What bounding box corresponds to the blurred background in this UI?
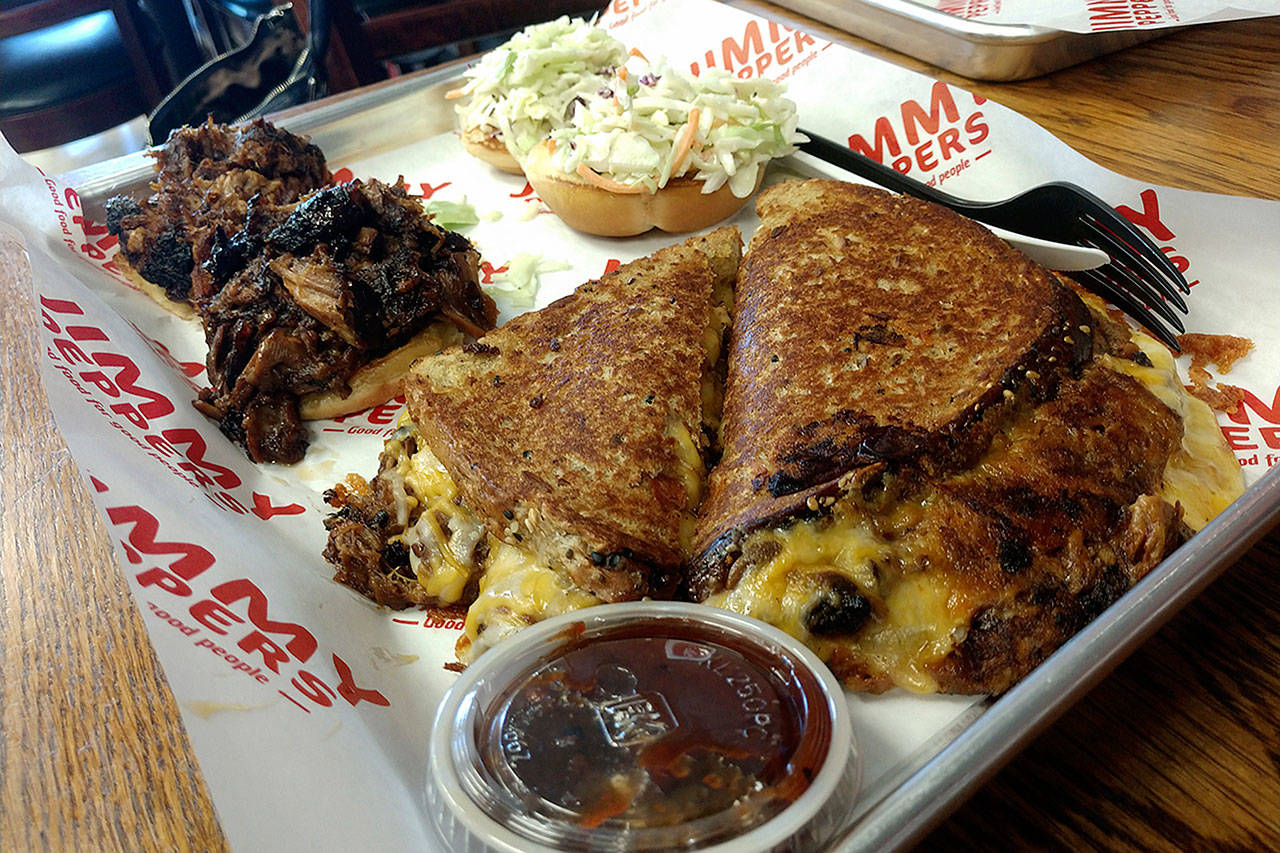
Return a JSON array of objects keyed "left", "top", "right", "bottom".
[{"left": 0, "top": 0, "right": 606, "bottom": 173}]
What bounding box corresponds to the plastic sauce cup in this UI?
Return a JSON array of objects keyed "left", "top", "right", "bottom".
[{"left": 425, "top": 602, "right": 860, "bottom": 851}]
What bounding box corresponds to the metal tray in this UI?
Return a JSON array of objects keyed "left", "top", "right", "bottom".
[
  {"left": 764, "top": 0, "right": 1170, "bottom": 80},
  {"left": 64, "top": 66, "right": 1280, "bottom": 851}
]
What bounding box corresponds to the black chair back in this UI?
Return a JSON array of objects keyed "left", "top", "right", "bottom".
[{"left": 147, "top": 1, "right": 331, "bottom": 145}]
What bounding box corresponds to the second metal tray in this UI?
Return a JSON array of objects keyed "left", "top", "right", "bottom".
[{"left": 765, "top": 0, "right": 1170, "bottom": 80}]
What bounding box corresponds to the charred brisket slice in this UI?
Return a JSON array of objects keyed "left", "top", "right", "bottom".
[
  {"left": 104, "top": 119, "right": 330, "bottom": 305},
  {"left": 193, "top": 178, "right": 492, "bottom": 465}
]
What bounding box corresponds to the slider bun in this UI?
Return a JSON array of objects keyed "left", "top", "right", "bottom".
[
  {"left": 522, "top": 139, "right": 760, "bottom": 237},
  {"left": 299, "top": 322, "right": 464, "bottom": 420},
  {"left": 461, "top": 125, "right": 524, "bottom": 175}
]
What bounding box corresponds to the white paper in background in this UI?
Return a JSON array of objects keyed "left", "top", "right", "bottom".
[
  {"left": 1, "top": 0, "right": 1276, "bottom": 849},
  {"left": 921, "top": 0, "right": 1279, "bottom": 32}
]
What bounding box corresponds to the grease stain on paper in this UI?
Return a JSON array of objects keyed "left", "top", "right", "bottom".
[
  {"left": 185, "top": 700, "right": 269, "bottom": 719},
  {"left": 371, "top": 646, "right": 420, "bottom": 670}
]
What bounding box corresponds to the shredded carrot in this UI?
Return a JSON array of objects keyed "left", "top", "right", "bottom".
[
  {"left": 576, "top": 163, "right": 647, "bottom": 194},
  {"left": 629, "top": 47, "right": 648, "bottom": 61},
  {"left": 670, "top": 107, "right": 701, "bottom": 174},
  {"left": 546, "top": 138, "right": 557, "bottom": 154},
  {"left": 444, "top": 87, "right": 467, "bottom": 99},
  {"left": 617, "top": 66, "right": 628, "bottom": 81}
]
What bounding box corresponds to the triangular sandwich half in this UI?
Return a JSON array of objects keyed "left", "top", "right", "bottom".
[
  {"left": 324, "top": 227, "right": 739, "bottom": 661},
  {"left": 689, "top": 180, "right": 1242, "bottom": 695}
]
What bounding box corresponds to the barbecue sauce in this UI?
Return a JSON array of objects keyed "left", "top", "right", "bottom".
[{"left": 475, "top": 620, "right": 832, "bottom": 843}]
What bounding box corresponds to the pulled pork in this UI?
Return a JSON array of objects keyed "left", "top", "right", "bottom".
[
  {"left": 104, "top": 120, "right": 495, "bottom": 463},
  {"left": 105, "top": 119, "right": 330, "bottom": 305},
  {"left": 193, "top": 178, "right": 493, "bottom": 464}
]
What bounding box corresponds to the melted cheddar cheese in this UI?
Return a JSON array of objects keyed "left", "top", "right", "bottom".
[
  {"left": 1101, "top": 333, "right": 1243, "bottom": 531},
  {"left": 381, "top": 417, "right": 484, "bottom": 606},
  {"left": 705, "top": 496, "right": 961, "bottom": 693},
  {"left": 707, "top": 323, "right": 1245, "bottom": 693},
  {"left": 668, "top": 418, "right": 706, "bottom": 553},
  {"left": 385, "top": 413, "right": 599, "bottom": 663},
  {"left": 457, "top": 541, "right": 600, "bottom": 663}
]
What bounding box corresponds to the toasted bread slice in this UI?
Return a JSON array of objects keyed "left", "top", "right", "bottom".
[
  {"left": 406, "top": 227, "right": 739, "bottom": 598},
  {"left": 693, "top": 179, "right": 1092, "bottom": 581},
  {"left": 689, "top": 180, "right": 1240, "bottom": 695}
]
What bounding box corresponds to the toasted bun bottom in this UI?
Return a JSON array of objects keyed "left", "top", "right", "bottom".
[
  {"left": 114, "top": 253, "right": 198, "bottom": 320},
  {"left": 461, "top": 125, "right": 524, "bottom": 175},
  {"left": 300, "top": 322, "right": 465, "bottom": 420},
  {"left": 523, "top": 139, "right": 760, "bottom": 237},
  {"left": 114, "top": 253, "right": 465, "bottom": 421}
]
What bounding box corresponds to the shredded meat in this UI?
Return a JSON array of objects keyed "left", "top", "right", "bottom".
[
  {"left": 105, "top": 120, "right": 495, "bottom": 464},
  {"left": 193, "top": 178, "right": 491, "bottom": 463},
  {"left": 321, "top": 430, "right": 472, "bottom": 609},
  {"left": 322, "top": 472, "right": 427, "bottom": 609},
  {"left": 105, "top": 118, "right": 330, "bottom": 304}
]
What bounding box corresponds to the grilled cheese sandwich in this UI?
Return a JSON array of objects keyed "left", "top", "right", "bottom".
[
  {"left": 324, "top": 179, "right": 1244, "bottom": 695},
  {"left": 705, "top": 313, "right": 1241, "bottom": 694},
  {"left": 690, "top": 180, "right": 1244, "bottom": 695},
  {"left": 324, "top": 227, "right": 740, "bottom": 660}
]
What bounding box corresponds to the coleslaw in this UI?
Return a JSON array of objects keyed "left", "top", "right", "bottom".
[
  {"left": 450, "top": 17, "right": 627, "bottom": 160},
  {"left": 546, "top": 52, "right": 804, "bottom": 197},
  {"left": 452, "top": 19, "right": 803, "bottom": 197}
]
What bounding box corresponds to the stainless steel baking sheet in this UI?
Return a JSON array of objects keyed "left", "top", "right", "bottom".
[
  {"left": 63, "top": 66, "right": 1280, "bottom": 851},
  {"left": 762, "top": 0, "right": 1170, "bottom": 79}
]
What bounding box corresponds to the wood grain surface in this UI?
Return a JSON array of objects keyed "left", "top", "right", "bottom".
[{"left": 2, "top": 8, "right": 1277, "bottom": 852}]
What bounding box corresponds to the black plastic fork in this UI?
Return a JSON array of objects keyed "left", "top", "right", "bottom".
[{"left": 797, "top": 129, "right": 1192, "bottom": 351}]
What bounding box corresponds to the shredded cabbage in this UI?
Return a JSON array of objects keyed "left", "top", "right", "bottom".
[
  {"left": 421, "top": 198, "right": 479, "bottom": 230},
  {"left": 452, "top": 17, "right": 626, "bottom": 161},
  {"left": 484, "top": 253, "right": 570, "bottom": 307},
  {"left": 545, "top": 53, "right": 805, "bottom": 197}
]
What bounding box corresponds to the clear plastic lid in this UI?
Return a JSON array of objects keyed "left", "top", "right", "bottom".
[{"left": 425, "top": 602, "right": 860, "bottom": 852}]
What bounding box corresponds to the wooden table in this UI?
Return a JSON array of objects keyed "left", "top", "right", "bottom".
[{"left": 2, "top": 9, "right": 1277, "bottom": 852}]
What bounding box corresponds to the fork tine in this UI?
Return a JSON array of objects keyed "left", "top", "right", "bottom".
[
  {"left": 1076, "top": 215, "right": 1189, "bottom": 311},
  {"left": 1098, "top": 260, "right": 1187, "bottom": 329},
  {"left": 1073, "top": 232, "right": 1188, "bottom": 329},
  {"left": 1069, "top": 268, "right": 1183, "bottom": 351},
  {"left": 1071, "top": 193, "right": 1192, "bottom": 294}
]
